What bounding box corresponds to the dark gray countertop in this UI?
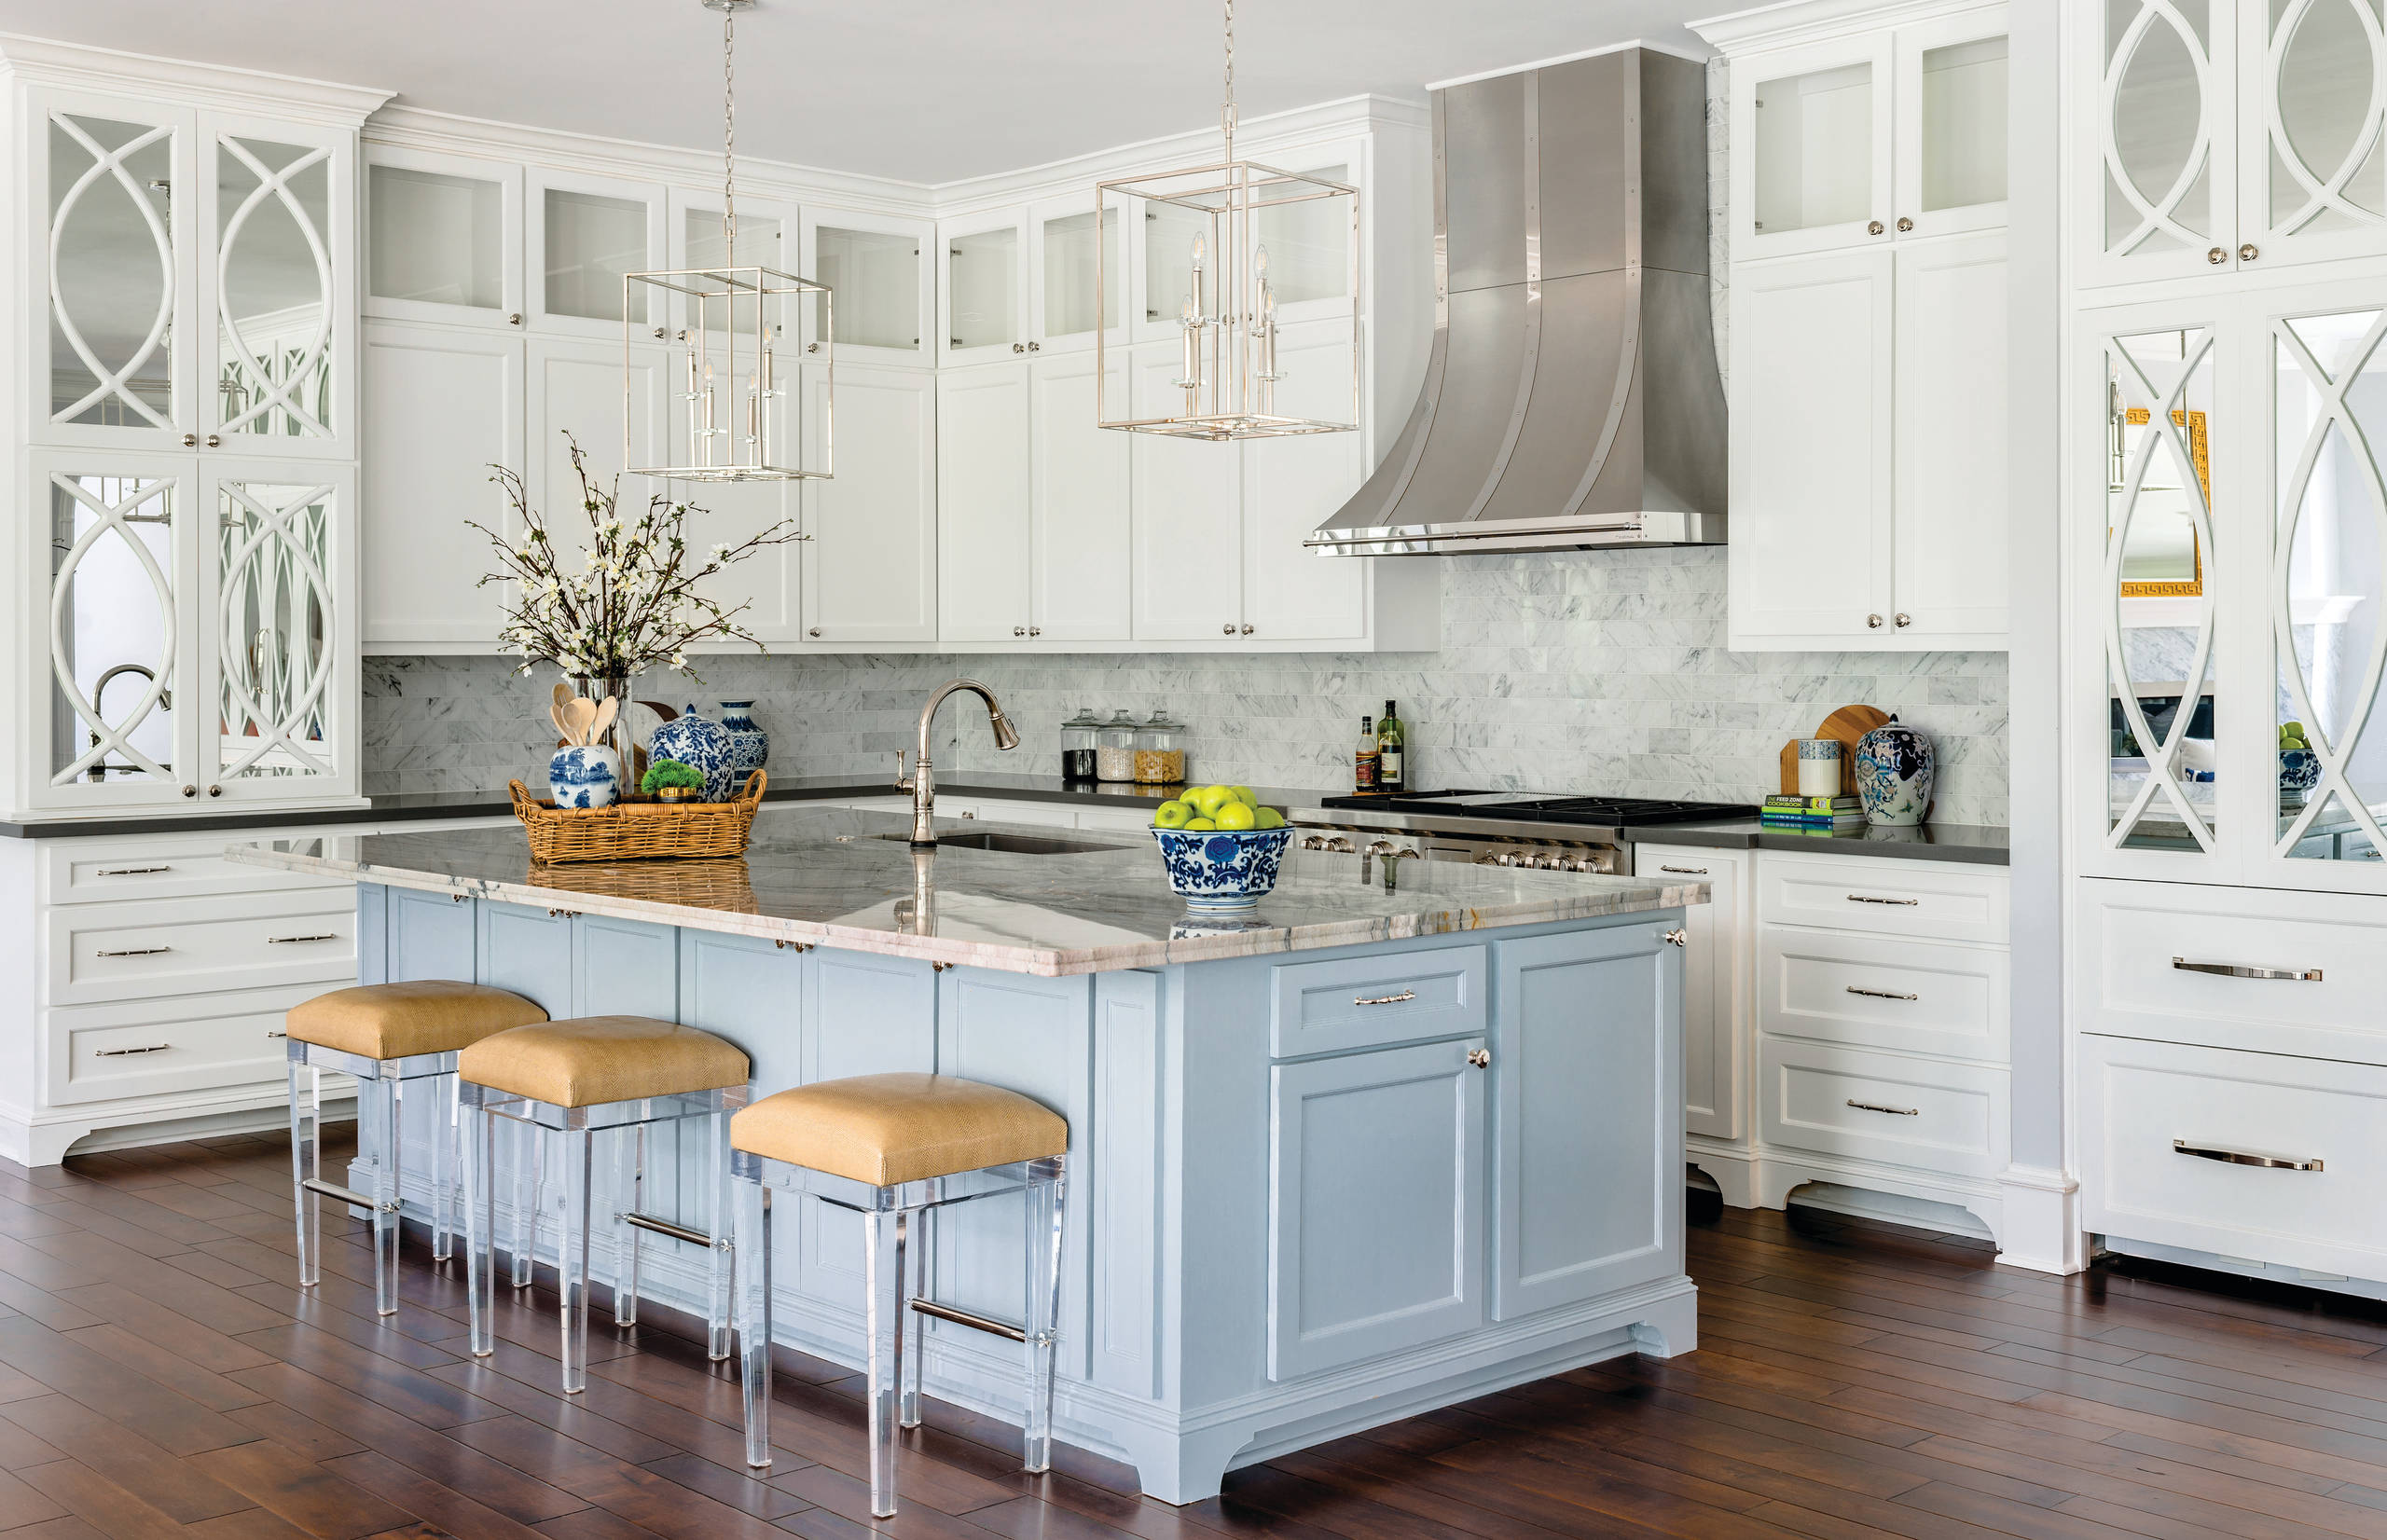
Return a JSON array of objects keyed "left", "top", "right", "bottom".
[{"left": 1620, "top": 819, "right": 2009, "bottom": 866}]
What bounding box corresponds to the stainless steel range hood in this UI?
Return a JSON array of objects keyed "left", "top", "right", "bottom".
[{"left": 1308, "top": 46, "right": 1727, "bottom": 557}]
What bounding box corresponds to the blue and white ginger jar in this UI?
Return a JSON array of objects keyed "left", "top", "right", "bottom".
[
  {"left": 649, "top": 710, "right": 738, "bottom": 802},
  {"left": 1854, "top": 717, "right": 1935, "bottom": 827},
  {"left": 718, "top": 699, "right": 769, "bottom": 782},
  {"left": 547, "top": 744, "right": 623, "bottom": 810}
]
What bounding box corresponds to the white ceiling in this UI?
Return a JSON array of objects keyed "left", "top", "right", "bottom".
[{"left": 0, "top": 1, "right": 1718, "bottom": 186}]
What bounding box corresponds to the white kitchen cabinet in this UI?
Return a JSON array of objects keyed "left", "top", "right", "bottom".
[
  {"left": 1129, "top": 343, "right": 1244, "bottom": 641},
  {"left": 364, "top": 145, "right": 525, "bottom": 329},
  {"left": 1890, "top": 231, "right": 2008, "bottom": 640},
  {"left": 526, "top": 167, "right": 666, "bottom": 340},
  {"left": 1028, "top": 350, "right": 1132, "bottom": 641},
  {"left": 1633, "top": 845, "right": 1750, "bottom": 1160},
  {"left": 524, "top": 335, "right": 669, "bottom": 556},
  {"left": 939, "top": 208, "right": 1028, "bottom": 368},
  {"left": 802, "top": 209, "right": 932, "bottom": 366},
  {"left": 937, "top": 361, "right": 1034, "bottom": 641},
  {"left": 1028, "top": 192, "right": 1128, "bottom": 355},
  {"left": 800, "top": 362, "right": 937, "bottom": 643},
  {"left": 1241, "top": 323, "right": 1368, "bottom": 641}
]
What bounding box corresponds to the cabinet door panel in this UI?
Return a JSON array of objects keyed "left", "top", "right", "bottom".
[
  {"left": 361, "top": 322, "right": 518, "bottom": 648},
  {"left": 803, "top": 209, "right": 931, "bottom": 367},
  {"left": 2242, "top": 0, "right": 2387, "bottom": 268},
  {"left": 524, "top": 337, "right": 668, "bottom": 556},
  {"left": 1729, "top": 250, "right": 1893, "bottom": 647},
  {"left": 2077, "top": 0, "right": 2236, "bottom": 285},
  {"left": 573, "top": 914, "right": 678, "bottom": 1020},
  {"left": 1130, "top": 345, "right": 1242, "bottom": 640},
  {"left": 1635, "top": 846, "right": 1745, "bottom": 1142},
  {"left": 476, "top": 901, "right": 572, "bottom": 1017},
  {"left": 365, "top": 148, "right": 522, "bottom": 327},
  {"left": 202, "top": 113, "right": 352, "bottom": 456},
  {"left": 1268, "top": 1038, "right": 1485, "bottom": 1380},
  {"left": 801, "top": 364, "right": 936, "bottom": 642},
  {"left": 1893, "top": 233, "right": 2008, "bottom": 640},
  {"left": 938, "top": 363, "right": 1033, "bottom": 641},
  {"left": 1895, "top": 16, "right": 2009, "bottom": 241},
  {"left": 1242, "top": 323, "right": 1368, "bottom": 641},
  {"left": 1030, "top": 351, "right": 1131, "bottom": 640},
  {"left": 1735, "top": 36, "right": 1894, "bottom": 260},
  {"left": 387, "top": 887, "right": 476, "bottom": 983},
  {"left": 1491, "top": 927, "right": 1677, "bottom": 1321},
  {"left": 793, "top": 950, "right": 937, "bottom": 1312}
]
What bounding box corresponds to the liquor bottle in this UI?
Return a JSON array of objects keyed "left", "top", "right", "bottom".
[
  {"left": 1355, "top": 715, "right": 1380, "bottom": 791},
  {"left": 1376, "top": 699, "right": 1406, "bottom": 792}
]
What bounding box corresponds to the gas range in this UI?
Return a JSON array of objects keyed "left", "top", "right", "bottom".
[{"left": 1287, "top": 790, "right": 1758, "bottom": 873}]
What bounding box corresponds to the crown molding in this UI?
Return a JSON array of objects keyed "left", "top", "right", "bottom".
[
  {"left": 0, "top": 32, "right": 392, "bottom": 123},
  {"left": 1690, "top": 0, "right": 2000, "bottom": 54},
  {"left": 1428, "top": 37, "right": 1710, "bottom": 91}
]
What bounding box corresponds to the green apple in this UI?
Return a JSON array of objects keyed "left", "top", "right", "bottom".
[
  {"left": 1213, "top": 801, "right": 1257, "bottom": 831},
  {"left": 1152, "top": 800, "right": 1194, "bottom": 829},
  {"left": 1229, "top": 784, "right": 1259, "bottom": 807},
  {"left": 1188, "top": 785, "right": 1236, "bottom": 818},
  {"left": 1254, "top": 807, "right": 1286, "bottom": 830},
  {"left": 1183, "top": 817, "right": 1218, "bottom": 831}
]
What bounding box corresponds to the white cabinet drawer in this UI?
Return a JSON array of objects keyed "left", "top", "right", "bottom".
[
  {"left": 1756, "top": 927, "right": 2008, "bottom": 1064},
  {"left": 47, "top": 986, "right": 340, "bottom": 1106},
  {"left": 2077, "top": 877, "right": 2387, "bottom": 1066},
  {"left": 47, "top": 891, "right": 358, "bottom": 1006},
  {"left": 44, "top": 831, "right": 353, "bottom": 904},
  {"left": 2079, "top": 1035, "right": 2387, "bottom": 1282},
  {"left": 1758, "top": 1038, "right": 2008, "bottom": 1179},
  {"left": 1757, "top": 853, "right": 2009, "bottom": 944}
]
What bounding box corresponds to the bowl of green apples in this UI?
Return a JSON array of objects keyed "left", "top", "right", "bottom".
[
  {"left": 1149, "top": 785, "right": 1292, "bottom": 912},
  {"left": 2280, "top": 721, "right": 2322, "bottom": 797}
]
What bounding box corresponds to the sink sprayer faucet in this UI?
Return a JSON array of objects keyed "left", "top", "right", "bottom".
[{"left": 893, "top": 678, "right": 1021, "bottom": 846}]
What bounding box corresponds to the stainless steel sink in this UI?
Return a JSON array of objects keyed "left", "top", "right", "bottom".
[{"left": 871, "top": 830, "right": 1116, "bottom": 856}]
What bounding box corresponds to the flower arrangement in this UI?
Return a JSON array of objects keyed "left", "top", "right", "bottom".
[{"left": 472, "top": 433, "right": 801, "bottom": 681}]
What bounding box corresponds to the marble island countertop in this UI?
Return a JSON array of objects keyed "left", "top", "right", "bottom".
[{"left": 227, "top": 806, "right": 1705, "bottom": 977}]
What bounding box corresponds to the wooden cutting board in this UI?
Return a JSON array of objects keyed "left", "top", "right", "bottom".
[{"left": 1779, "top": 706, "right": 1892, "bottom": 796}]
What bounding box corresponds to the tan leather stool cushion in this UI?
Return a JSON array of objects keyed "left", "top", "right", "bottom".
[
  {"left": 285, "top": 981, "right": 548, "bottom": 1062},
  {"left": 731, "top": 1073, "right": 1068, "bottom": 1187},
  {"left": 459, "top": 1016, "right": 749, "bottom": 1108}
]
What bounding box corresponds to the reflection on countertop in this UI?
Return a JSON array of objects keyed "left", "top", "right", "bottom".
[{"left": 1621, "top": 819, "right": 2010, "bottom": 866}]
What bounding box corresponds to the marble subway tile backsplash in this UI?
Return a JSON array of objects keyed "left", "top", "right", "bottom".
[{"left": 366, "top": 549, "right": 2008, "bottom": 826}]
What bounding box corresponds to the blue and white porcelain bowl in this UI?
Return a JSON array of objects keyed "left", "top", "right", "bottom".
[
  {"left": 547, "top": 745, "right": 623, "bottom": 809},
  {"left": 1151, "top": 826, "right": 1294, "bottom": 913},
  {"left": 2280, "top": 749, "right": 2323, "bottom": 796},
  {"left": 648, "top": 712, "right": 737, "bottom": 801}
]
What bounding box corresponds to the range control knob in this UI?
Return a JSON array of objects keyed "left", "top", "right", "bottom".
[
  {"left": 1474, "top": 852, "right": 1502, "bottom": 865},
  {"left": 1538, "top": 854, "right": 1566, "bottom": 870},
  {"left": 1300, "top": 835, "right": 1327, "bottom": 850},
  {"left": 1325, "top": 836, "right": 1356, "bottom": 854}
]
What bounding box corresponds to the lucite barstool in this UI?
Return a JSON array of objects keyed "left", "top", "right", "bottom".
[
  {"left": 459, "top": 1015, "right": 751, "bottom": 1392},
  {"left": 284, "top": 981, "right": 549, "bottom": 1316},
  {"left": 729, "top": 1072, "right": 1069, "bottom": 1519}
]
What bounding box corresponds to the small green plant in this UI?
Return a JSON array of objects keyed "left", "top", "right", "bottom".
[{"left": 641, "top": 758, "right": 707, "bottom": 795}]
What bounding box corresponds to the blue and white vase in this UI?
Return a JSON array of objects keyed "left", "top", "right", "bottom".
[
  {"left": 1854, "top": 717, "right": 1935, "bottom": 827},
  {"left": 718, "top": 700, "right": 769, "bottom": 782},
  {"left": 649, "top": 711, "right": 738, "bottom": 801},
  {"left": 547, "top": 744, "right": 623, "bottom": 809}
]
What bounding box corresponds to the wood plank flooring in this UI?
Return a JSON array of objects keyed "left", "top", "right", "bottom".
[{"left": 2, "top": 1129, "right": 2384, "bottom": 1539}]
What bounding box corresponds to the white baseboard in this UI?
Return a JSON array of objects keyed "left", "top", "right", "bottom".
[{"left": 1995, "top": 1164, "right": 2087, "bottom": 1274}]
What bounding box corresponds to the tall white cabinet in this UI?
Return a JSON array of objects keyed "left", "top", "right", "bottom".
[
  {"left": 1698, "top": 0, "right": 2012, "bottom": 653},
  {"left": 0, "top": 44, "right": 389, "bottom": 820}
]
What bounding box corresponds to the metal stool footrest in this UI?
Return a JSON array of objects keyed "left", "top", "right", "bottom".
[
  {"left": 620, "top": 1210, "right": 729, "bottom": 1249},
  {"left": 301, "top": 1175, "right": 396, "bottom": 1214},
  {"left": 909, "top": 1297, "right": 1028, "bottom": 1344}
]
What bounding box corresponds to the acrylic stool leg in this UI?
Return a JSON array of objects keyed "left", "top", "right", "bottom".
[
  {"left": 366, "top": 1071, "right": 401, "bottom": 1317},
  {"left": 738, "top": 1179, "right": 774, "bottom": 1470},
  {"left": 511, "top": 1115, "right": 542, "bottom": 1288},
  {"left": 899, "top": 1206, "right": 925, "bottom": 1428},
  {"left": 466, "top": 1100, "right": 496, "bottom": 1357},
  {"left": 614, "top": 1122, "right": 643, "bottom": 1329},
  {"left": 864, "top": 1205, "right": 904, "bottom": 1519},
  {"left": 289, "top": 1059, "right": 320, "bottom": 1289},
  {"left": 707, "top": 1110, "right": 733, "bottom": 1361},
  {"left": 1022, "top": 1171, "right": 1064, "bottom": 1473},
  {"left": 559, "top": 1127, "right": 595, "bottom": 1394}
]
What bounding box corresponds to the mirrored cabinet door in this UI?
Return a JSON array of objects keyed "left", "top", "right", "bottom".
[
  {"left": 205, "top": 122, "right": 349, "bottom": 454},
  {"left": 1740, "top": 36, "right": 1894, "bottom": 257},
  {"left": 201, "top": 464, "right": 352, "bottom": 799},
  {"left": 41, "top": 96, "right": 195, "bottom": 445},
  {"left": 1897, "top": 20, "right": 2008, "bottom": 238},
  {"left": 2081, "top": 0, "right": 2236, "bottom": 282},
  {"left": 803, "top": 211, "right": 930, "bottom": 364},
  {"left": 366, "top": 151, "right": 521, "bottom": 327},
  {"left": 2101, "top": 323, "right": 2223, "bottom": 858},
  {"left": 2271, "top": 306, "right": 2387, "bottom": 877},
  {"left": 2242, "top": 0, "right": 2387, "bottom": 268}
]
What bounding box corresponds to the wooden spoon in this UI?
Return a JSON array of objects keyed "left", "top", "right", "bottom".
[
  {"left": 588, "top": 695, "right": 619, "bottom": 747},
  {"left": 560, "top": 697, "right": 599, "bottom": 748}
]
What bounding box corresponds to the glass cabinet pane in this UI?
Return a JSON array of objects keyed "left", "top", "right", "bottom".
[
  {"left": 48, "top": 471, "right": 181, "bottom": 787},
  {"left": 48, "top": 113, "right": 177, "bottom": 429},
  {"left": 1920, "top": 38, "right": 2008, "bottom": 211},
  {"left": 947, "top": 226, "right": 1018, "bottom": 350},
  {"left": 2105, "top": 326, "right": 2219, "bottom": 852},
  {"left": 815, "top": 226, "right": 920, "bottom": 351},
  {"left": 683, "top": 206, "right": 781, "bottom": 336},
  {"left": 1146, "top": 199, "right": 1207, "bottom": 323},
  {"left": 369, "top": 164, "right": 504, "bottom": 309},
  {"left": 545, "top": 188, "right": 648, "bottom": 323},
  {"left": 217, "top": 136, "right": 333, "bottom": 440},
  {"left": 1042, "top": 207, "right": 1119, "bottom": 337},
  {"left": 2100, "top": 0, "right": 2216, "bottom": 257},
  {"left": 2275, "top": 309, "right": 2387, "bottom": 864},
  {"left": 214, "top": 480, "right": 336, "bottom": 783},
  {"left": 2261, "top": 0, "right": 2387, "bottom": 238},
  {"left": 1754, "top": 62, "right": 1873, "bottom": 234},
  {"left": 1255, "top": 163, "right": 1352, "bottom": 304}
]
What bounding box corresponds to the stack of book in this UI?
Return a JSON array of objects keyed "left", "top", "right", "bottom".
[{"left": 1761, "top": 793, "right": 1867, "bottom": 832}]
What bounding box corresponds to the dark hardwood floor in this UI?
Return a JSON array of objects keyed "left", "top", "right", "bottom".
[{"left": 0, "top": 1130, "right": 2380, "bottom": 1539}]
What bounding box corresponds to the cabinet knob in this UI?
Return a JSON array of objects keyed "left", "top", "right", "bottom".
[
  {"left": 204, "top": 434, "right": 221, "bottom": 448},
  {"left": 1896, "top": 216, "right": 1914, "bottom": 232},
  {"left": 1240, "top": 624, "right": 1254, "bottom": 635},
  {"left": 1867, "top": 613, "right": 1884, "bottom": 628},
  {"left": 181, "top": 784, "right": 198, "bottom": 798},
  {"left": 806, "top": 341, "right": 820, "bottom": 353},
  {"left": 807, "top": 626, "right": 822, "bottom": 638},
  {"left": 1028, "top": 341, "right": 1041, "bottom": 352},
  {"left": 181, "top": 433, "right": 197, "bottom": 447},
  {"left": 1012, "top": 342, "right": 1026, "bottom": 353},
  {"left": 2206, "top": 247, "right": 2227, "bottom": 266},
  {"left": 1028, "top": 626, "right": 1042, "bottom": 637},
  {"left": 1222, "top": 623, "right": 1236, "bottom": 635},
  {"left": 653, "top": 327, "right": 667, "bottom": 339},
  {"left": 507, "top": 311, "right": 523, "bottom": 325},
  {"left": 1894, "top": 612, "right": 1911, "bottom": 628},
  {"left": 1664, "top": 928, "right": 1689, "bottom": 948},
  {"left": 1014, "top": 626, "right": 1027, "bottom": 637},
  {"left": 206, "top": 784, "right": 221, "bottom": 797},
  {"left": 1466, "top": 1048, "right": 1491, "bottom": 1068},
  {"left": 1868, "top": 220, "right": 1885, "bottom": 236},
  {"left": 2239, "top": 243, "right": 2260, "bottom": 263}
]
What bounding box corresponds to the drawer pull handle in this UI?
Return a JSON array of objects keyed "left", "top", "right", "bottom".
[
  {"left": 2173, "top": 1139, "right": 2322, "bottom": 1173},
  {"left": 93, "top": 865, "right": 172, "bottom": 876},
  {"left": 1660, "top": 865, "right": 1708, "bottom": 875},
  {"left": 2171, "top": 956, "right": 2323, "bottom": 983},
  {"left": 267, "top": 933, "right": 338, "bottom": 945},
  {"left": 1846, "top": 1098, "right": 1919, "bottom": 1117},
  {"left": 1845, "top": 985, "right": 1919, "bottom": 1001},
  {"left": 1354, "top": 989, "right": 1416, "bottom": 1006},
  {"left": 94, "top": 1044, "right": 171, "bottom": 1058},
  {"left": 266, "top": 1030, "right": 286, "bottom": 1039},
  {"left": 546, "top": 908, "right": 583, "bottom": 919},
  {"left": 93, "top": 946, "right": 172, "bottom": 958},
  {"left": 1847, "top": 894, "right": 1921, "bottom": 907}
]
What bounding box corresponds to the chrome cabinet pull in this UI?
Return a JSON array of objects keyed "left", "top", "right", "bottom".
[
  {"left": 546, "top": 908, "right": 583, "bottom": 919},
  {"left": 2172, "top": 956, "right": 2322, "bottom": 983},
  {"left": 266, "top": 1030, "right": 286, "bottom": 1038},
  {"left": 1847, "top": 893, "right": 1920, "bottom": 906},
  {"left": 1659, "top": 864, "right": 1708, "bottom": 874},
  {"left": 95, "top": 1043, "right": 171, "bottom": 1058},
  {"left": 1845, "top": 984, "right": 1919, "bottom": 1001},
  {"left": 1354, "top": 989, "right": 1416, "bottom": 1006},
  {"left": 1466, "top": 1048, "right": 1491, "bottom": 1068},
  {"left": 1846, "top": 1099, "right": 1918, "bottom": 1117},
  {"left": 2173, "top": 1139, "right": 2320, "bottom": 1172},
  {"left": 94, "top": 865, "right": 172, "bottom": 877},
  {"left": 268, "top": 933, "right": 338, "bottom": 945},
  {"left": 94, "top": 946, "right": 171, "bottom": 958},
  {"left": 1663, "top": 928, "right": 1688, "bottom": 947}
]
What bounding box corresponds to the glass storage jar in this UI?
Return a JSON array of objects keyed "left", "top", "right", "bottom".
[
  {"left": 1096, "top": 709, "right": 1140, "bottom": 783},
  {"left": 1134, "top": 709, "right": 1188, "bottom": 786},
  {"left": 1060, "top": 707, "right": 1102, "bottom": 782}
]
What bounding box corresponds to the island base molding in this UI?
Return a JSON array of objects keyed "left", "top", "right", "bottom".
[
  {"left": 1, "top": 1080, "right": 356, "bottom": 1168},
  {"left": 1696, "top": 1144, "right": 2011, "bottom": 1252}
]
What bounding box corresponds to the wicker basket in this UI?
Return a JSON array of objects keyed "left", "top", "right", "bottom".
[
  {"left": 522, "top": 858, "right": 759, "bottom": 914},
  {"left": 508, "top": 770, "right": 766, "bottom": 862}
]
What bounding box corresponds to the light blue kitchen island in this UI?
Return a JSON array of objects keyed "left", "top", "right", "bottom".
[{"left": 231, "top": 807, "right": 1704, "bottom": 1503}]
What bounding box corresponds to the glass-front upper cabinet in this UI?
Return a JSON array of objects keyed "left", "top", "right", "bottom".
[
  {"left": 939, "top": 210, "right": 1027, "bottom": 365},
  {"left": 205, "top": 119, "right": 352, "bottom": 455},
  {"left": 1737, "top": 34, "right": 1895, "bottom": 258},
  {"left": 2101, "top": 323, "right": 2223, "bottom": 859},
  {"left": 2271, "top": 306, "right": 2387, "bottom": 878},
  {"left": 201, "top": 463, "right": 352, "bottom": 800},
  {"left": 2078, "top": 0, "right": 2236, "bottom": 282},
  {"left": 1897, "top": 17, "right": 2008, "bottom": 238},
  {"left": 669, "top": 188, "right": 796, "bottom": 349},
  {"left": 529, "top": 170, "right": 664, "bottom": 337},
  {"left": 800, "top": 208, "right": 931, "bottom": 366},
  {"left": 365, "top": 148, "right": 522, "bottom": 328},
  {"left": 2242, "top": 0, "right": 2387, "bottom": 268},
  {"left": 1028, "top": 191, "right": 1125, "bottom": 351}
]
